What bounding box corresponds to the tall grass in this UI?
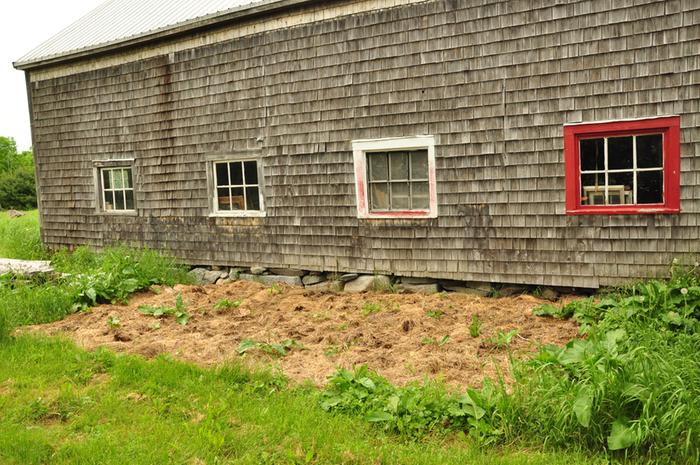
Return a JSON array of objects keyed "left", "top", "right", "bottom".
[
  {"left": 0, "top": 245, "right": 192, "bottom": 340},
  {"left": 0, "top": 210, "right": 44, "bottom": 260}
]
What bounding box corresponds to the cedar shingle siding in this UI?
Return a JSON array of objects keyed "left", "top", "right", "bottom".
[{"left": 26, "top": 0, "right": 700, "bottom": 288}]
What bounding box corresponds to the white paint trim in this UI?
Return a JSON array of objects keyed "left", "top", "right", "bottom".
[
  {"left": 351, "top": 135, "right": 438, "bottom": 220},
  {"left": 207, "top": 156, "right": 266, "bottom": 217},
  {"left": 564, "top": 115, "right": 680, "bottom": 126}
]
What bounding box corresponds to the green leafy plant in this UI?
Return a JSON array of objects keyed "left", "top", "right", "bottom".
[
  {"left": 421, "top": 335, "right": 450, "bottom": 347},
  {"left": 425, "top": 309, "right": 444, "bottom": 319},
  {"left": 237, "top": 339, "right": 303, "bottom": 357},
  {"left": 469, "top": 314, "right": 481, "bottom": 338},
  {"left": 106, "top": 316, "right": 121, "bottom": 329},
  {"left": 138, "top": 294, "right": 190, "bottom": 325},
  {"left": 268, "top": 283, "right": 283, "bottom": 295},
  {"left": 486, "top": 329, "right": 518, "bottom": 349},
  {"left": 214, "top": 298, "right": 242, "bottom": 312},
  {"left": 360, "top": 302, "right": 382, "bottom": 317}
]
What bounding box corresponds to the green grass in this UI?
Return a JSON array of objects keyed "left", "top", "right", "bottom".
[
  {"left": 0, "top": 210, "right": 44, "bottom": 260},
  {"left": 0, "top": 335, "right": 606, "bottom": 465}
]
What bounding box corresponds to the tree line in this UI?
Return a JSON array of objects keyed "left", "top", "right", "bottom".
[{"left": 0, "top": 136, "right": 37, "bottom": 210}]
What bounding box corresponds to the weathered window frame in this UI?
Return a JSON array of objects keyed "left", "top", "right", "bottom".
[
  {"left": 564, "top": 116, "right": 680, "bottom": 215},
  {"left": 206, "top": 152, "right": 266, "bottom": 218},
  {"left": 352, "top": 136, "right": 438, "bottom": 219},
  {"left": 94, "top": 159, "right": 136, "bottom": 215}
]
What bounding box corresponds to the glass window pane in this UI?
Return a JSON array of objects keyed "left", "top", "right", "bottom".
[
  {"left": 104, "top": 191, "right": 114, "bottom": 210},
  {"left": 370, "top": 183, "right": 389, "bottom": 210},
  {"left": 637, "top": 134, "right": 663, "bottom": 169},
  {"left": 246, "top": 187, "right": 260, "bottom": 210},
  {"left": 125, "top": 190, "right": 135, "bottom": 210},
  {"left": 216, "top": 163, "right": 229, "bottom": 186},
  {"left": 217, "top": 187, "right": 231, "bottom": 211},
  {"left": 580, "top": 138, "right": 604, "bottom": 171},
  {"left": 389, "top": 152, "right": 409, "bottom": 180},
  {"left": 244, "top": 161, "right": 258, "bottom": 185},
  {"left": 608, "top": 172, "right": 634, "bottom": 204},
  {"left": 102, "top": 170, "right": 111, "bottom": 189},
  {"left": 608, "top": 136, "right": 633, "bottom": 170},
  {"left": 368, "top": 153, "right": 388, "bottom": 181},
  {"left": 581, "top": 173, "right": 606, "bottom": 205},
  {"left": 391, "top": 182, "right": 410, "bottom": 209},
  {"left": 123, "top": 168, "right": 134, "bottom": 188},
  {"left": 411, "top": 182, "right": 430, "bottom": 209},
  {"left": 410, "top": 150, "right": 429, "bottom": 180},
  {"left": 114, "top": 190, "right": 126, "bottom": 210},
  {"left": 113, "top": 170, "right": 125, "bottom": 189},
  {"left": 231, "top": 187, "right": 245, "bottom": 210},
  {"left": 230, "top": 162, "right": 243, "bottom": 186},
  {"left": 637, "top": 171, "right": 663, "bottom": 204}
]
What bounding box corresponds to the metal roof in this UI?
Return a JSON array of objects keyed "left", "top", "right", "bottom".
[{"left": 14, "top": 0, "right": 295, "bottom": 69}]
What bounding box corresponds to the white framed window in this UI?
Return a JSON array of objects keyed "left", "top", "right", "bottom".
[
  {"left": 207, "top": 153, "right": 265, "bottom": 217},
  {"left": 352, "top": 136, "right": 437, "bottom": 219},
  {"left": 94, "top": 160, "right": 136, "bottom": 214}
]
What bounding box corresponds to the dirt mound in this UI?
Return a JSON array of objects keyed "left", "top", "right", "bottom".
[{"left": 31, "top": 280, "right": 580, "bottom": 388}]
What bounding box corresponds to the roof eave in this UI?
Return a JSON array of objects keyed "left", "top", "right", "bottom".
[{"left": 13, "top": 0, "right": 316, "bottom": 71}]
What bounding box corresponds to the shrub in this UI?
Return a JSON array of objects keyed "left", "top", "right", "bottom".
[{"left": 0, "top": 165, "right": 37, "bottom": 210}]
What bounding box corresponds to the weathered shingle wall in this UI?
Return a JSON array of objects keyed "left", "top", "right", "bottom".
[{"left": 28, "top": 0, "right": 700, "bottom": 287}]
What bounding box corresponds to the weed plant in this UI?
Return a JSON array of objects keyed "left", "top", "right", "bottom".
[{"left": 0, "top": 210, "right": 45, "bottom": 260}]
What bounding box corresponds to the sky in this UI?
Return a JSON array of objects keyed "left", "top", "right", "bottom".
[{"left": 0, "top": 0, "right": 104, "bottom": 151}]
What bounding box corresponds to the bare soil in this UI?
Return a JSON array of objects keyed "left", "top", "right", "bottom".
[{"left": 31, "top": 281, "right": 580, "bottom": 388}]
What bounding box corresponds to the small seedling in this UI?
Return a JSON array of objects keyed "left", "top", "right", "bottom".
[
  {"left": 487, "top": 329, "right": 519, "bottom": 349},
  {"left": 361, "top": 302, "right": 382, "bottom": 317},
  {"left": 426, "top": 309, "right": 444, "bottom": 319},
  {"left": 238, "top": 339, "right": 303, "bottom": 357},
  {"left": 268, "top": 283, "right": 283, "bottom": 295},
  {"left": 338, "top": 322, "right": 349, "bottom": 331},
  {"left": 469, "top": 314, "right": 482, "bottom": 338},
  {"left": 106, "top": 316, "right": 121, "bottom": 329},
  {"left": 421, "top": 335, "right": 450, "bottom": 346},
  {"left": 214, "top": 298, "right": 242, "bottom": 312},
  {"left": 138, "top": 293, "right": 190, "bottom": 325}
]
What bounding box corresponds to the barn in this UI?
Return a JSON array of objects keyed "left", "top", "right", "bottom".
[{"left": 13, "top": 0, "right": 700, "bottom": 289}]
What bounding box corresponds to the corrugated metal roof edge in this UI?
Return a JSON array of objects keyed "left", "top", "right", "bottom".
[{"left": 13, "top": 0, "right": 315, "bottom": 71}]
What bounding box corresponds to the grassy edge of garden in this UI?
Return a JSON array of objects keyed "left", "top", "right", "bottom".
[{"left": 1, "top": 211, "right": 698, "bottom": 464}]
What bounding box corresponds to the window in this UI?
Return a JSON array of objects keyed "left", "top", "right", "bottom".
[
  {"left": 211, "top": 158, "right": 264, "bottom": 216},
  {"left": 99, "top": 166, "right": 135, "bottom": 213},
  {"left": 564, "top": 116, "right": 680, "bottom": 215},
  {"left": 352, "top": 136, "right": 437, "bottom": 219}
]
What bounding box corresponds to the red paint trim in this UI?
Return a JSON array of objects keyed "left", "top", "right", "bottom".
[
  {"left": 366, "top": 210, "right": 432, "bottom": 218},
  {"left": 564, "top": 116, "right": 681, "bottom": 215}
]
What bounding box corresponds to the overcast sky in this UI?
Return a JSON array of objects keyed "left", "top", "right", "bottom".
[{"left": 1, "top": 0, "right": 104, "bottom": 151}]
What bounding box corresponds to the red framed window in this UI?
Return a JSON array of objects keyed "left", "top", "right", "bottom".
[{"left": 564, "top": 116, "right": 680, "bottom": 215}]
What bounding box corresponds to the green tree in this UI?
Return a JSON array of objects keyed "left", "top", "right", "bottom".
[{"left": 0, "top": 136, "right": 36, "bottom": 210}]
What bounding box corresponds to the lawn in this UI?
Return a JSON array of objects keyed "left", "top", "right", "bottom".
[{"left": 0, "top": 210, "right": 44, "bottom": 260}]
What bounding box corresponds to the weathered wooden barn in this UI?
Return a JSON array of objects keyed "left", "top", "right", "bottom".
[{"left": 14, "top": 0, "right": 700, "bottom": 288}]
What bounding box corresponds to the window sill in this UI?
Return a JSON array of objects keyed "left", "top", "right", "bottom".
[
  {"left": 360, "top": 209, "right": 437, "bottom": 219},
  {"left": 566, "top": 206, "right": 680, "bottom": 215},
  {"left": 209, "top": 211, "right": 267, "bottom": 218},
  {"left": 98, "top": 210, "right": 138, "bottom": 217}
]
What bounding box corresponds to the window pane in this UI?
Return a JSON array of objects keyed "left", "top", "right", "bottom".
[
  {"left": 411, "top": 182, "right": 430, "bottom": 209},
  {"left": 370, "top": 183, "right": 389, "bottom": 210},
  {"left": 244, "top": 161, "right": 258, "bottom": 185},
  {"left": 389, "top": 152, "right": 409, "bottom": 180},
  {"left": 216, "top": 163, "right": 229, "bottom": 186},
  {"left": 637, "top": 134, "right": 663, "bottom": 168},
  {"left": 112, "top": 170, "right": 125, "bottom": 189},
  {"left": 391, "top": 182, "right": 410, "bottom": 209},
  {"left": 637, "top": 171, "right": 663, "bottom": 204},
  {"left": 104, "top": 191, "right": 114, "bottom": 210},
  {"left": 231, "top": 187, "right": 245, "bottom": 210},
  {"left": 368, "top": 153, "right": 388, "bottom": 181},
  {"left": 246, "top": 187, "right": 260, "bottom": 210},
  {"left": 230, "top": 162, "right": 243, "bottom": 186},
  {"left": 608, "top": 136, "right": 633, "bottom": 170},
  {"left": 410, "top": 150, "right": 429, "bottom": 180},
  {"left": 102, "top": 170, "right": 111, "bottom": 189},
  {"left": 217, "top": 187, "right": 231, "bottom": 211},
  {"left": 581, "top": 173, "right": 605, "bottom": 205},
  {"left": 580, "top": 138, "right": 604, "bottom": 171},
  {"left": 608, "top": 172, "right": 633, "bottom": 204},
  {"left": 123, "top": 169, "right": 133, "bottom": 188},
  {"left": 114, "top": 190, "right": 126, "bottom": 210},
  {"left": 125, "top": 190, "right": 135, "bottom": 210}
]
